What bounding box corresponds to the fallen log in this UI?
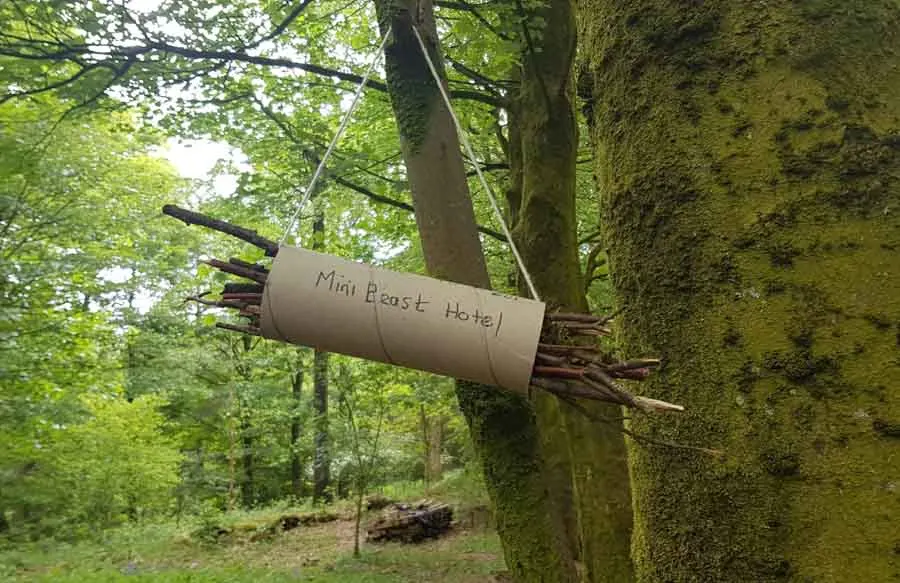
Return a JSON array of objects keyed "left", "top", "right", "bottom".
[{"left": 366, "top": 500, "right": 453, "bottom": 543}]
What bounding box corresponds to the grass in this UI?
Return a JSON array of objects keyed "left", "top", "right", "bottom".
[
  {"left": 1, "top": 472, "right": 505, "bottom": 583},
  {"left": 3, "top": 526, "right": 503, "bottom": 582}
]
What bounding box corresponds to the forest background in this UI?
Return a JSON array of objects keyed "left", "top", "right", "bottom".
[
  {"left": 2, "top": 1, "right": 898, "bottom": 582},
  {"left": 1, "top": 0, "right": 612, "bottom": 564}
]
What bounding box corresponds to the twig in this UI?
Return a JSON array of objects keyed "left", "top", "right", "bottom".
[
  {"left": 610, "top": 368, "right": 651, "bottom": 381},
  {"left": 532, "top": 365, "right": 581, "bottom": 379},
  {"left": 534, "top": 352, "right": 567, "bottom": 366},
  {"left": 215, "top": 322, "right": 261, "bottom": 336},
  {"left": 162, "top": 204, "right": 279, "bottom": 256},
  {"left": 547, "top": 312, "right": 604, "bottom": 324},
  {"left": 531, "top": 378, "right": 618, "bottom": 403},
  {"left": 631, "top": 396, "right": 685, "bottom": 413},
  {"left": 557, "top": 395, "right": 718, "bottom": 455},
  {"left": 186, "top": 295, "right": 246, "bottom": 309},
  {"left": 583, "top": 368, "right": 636, "bottom": 407},
  {"left": 229, "top": 257, "right": 269, "bottom": 274},
  {"left": 221, "top": 293, "right": 263, "bottom": 303},
  {"left": 538, "top": 343, "right": 602, "bottom": 355},
  {"left": 202, "top": 258, "right": 268, "bottom": 284},
  {"left": 605, "top": 359, "right": 661, "bottom": 372},
  {"left": 599, "top": 307, "right": 623, "bottom": 325},
  {"left": 224, "top": 282, "right": 265, "bottom": 294}
]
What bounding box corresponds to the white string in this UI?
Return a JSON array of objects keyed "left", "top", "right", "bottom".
[
  {"left": 279, "top": 25, "right": 393, "bottom": 246},
  {"left": 410, "top": 25, "right": 542, "bottom": 302}
]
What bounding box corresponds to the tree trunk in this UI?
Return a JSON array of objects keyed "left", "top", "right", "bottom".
[
  {"left": 354, "top": 482, "right": 364, "bottom": 557},
  {"left": 420, "top": 405, "right": 431, "bottom": 487},
  {"left": 313, "top": 344, "right": 331, "bottom": 504},
  {"left": 582, "top": 2, "right": 900, "bottom": 581},
  {"left": 427, "top": 414, "right": 444, "bottom": 485},
  {"left": 312, "top": 210, "right": 332, "bottom": 504},
  {"left": 240, "top": 412, "right": 254, "bottom": 508},
  {"left": 511, "top": 0, "right": 634, "bottom": 579},
  {"left": 373, "top": 1, "right": 578, "bottom": 579},
  {"left": 420, "top": 406, "right": 445, "bottom": 487},
  {"left": 226, "top": 385, "right": 238, "bottom": 511},
  {"left": 290, "top": 361, "right": 304, "bottom": 498}
]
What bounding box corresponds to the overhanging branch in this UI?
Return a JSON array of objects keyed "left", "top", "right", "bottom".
[
  {"left": 251, "top": 97, "right": 508, "bottom": 243},
  {"left": 1, "top": 35, "right": 503, "bottom": 107}
]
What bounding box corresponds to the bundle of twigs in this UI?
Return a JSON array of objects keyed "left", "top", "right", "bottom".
[{"left": 162, "top": 204, "right": 682, "bottom": 414}]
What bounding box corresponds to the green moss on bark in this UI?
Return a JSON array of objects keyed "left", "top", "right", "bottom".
[
  {"left": 374, "top": 0, "right": 444, "bottom": 154},
  {"left": 513, "top": 0, "right": 636, "bottom": 580},
  {"left": 582, "top": 1, "right": 900, "bottom": 581},
  {"left": 457, "top": 381, "right": 579, "bottom": 582}
]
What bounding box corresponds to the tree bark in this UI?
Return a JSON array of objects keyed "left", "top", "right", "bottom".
[
  {"left": 511, "top": 0, "right": 634, "bottom": 579},
  {"left": 373, "top": 1, "right": 578, "bottom": 579},
  {"left": 582, "top": 2, "right": 900, "bottom": 581},
  {"left": 312, "top": 210, "right": 332, "bottom": 504}
]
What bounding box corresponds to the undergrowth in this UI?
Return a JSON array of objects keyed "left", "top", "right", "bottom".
[{"left": 0, "top": 470, "right": 503, "bottom": 583}]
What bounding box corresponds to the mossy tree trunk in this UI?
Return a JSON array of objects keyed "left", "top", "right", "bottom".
[
  {"left": 509, "top": 0, "right": 634, "bottom": 579},
  {"left": 373, "top": 0, "right": 578, "bottom": 579},
  {"left": 581, "top": 2, "right": 900, "bottom": 581}
]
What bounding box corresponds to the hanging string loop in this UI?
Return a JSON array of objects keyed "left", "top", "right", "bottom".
[
  {"left": 278, "top": 25, "right": 393, "bottom": 246},
  {"left": 409, "top": 25, "right": 541, "bottom": 302},
  {"left": 277, "top": 22, "right": 542, "bottom": 303}
]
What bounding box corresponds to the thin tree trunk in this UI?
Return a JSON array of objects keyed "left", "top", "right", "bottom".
[
  {"left": 311, "top": 210, "right": 332, "bottom": 504},
  {"left": 290, "top": 362, "right": 304, "bottom": 498},
  {"left": 373, "top": 1, "right": 578, "bottom": 580},
  {"left": 426, "top": 415, "right": 443, "bottom": 484},
  {"left": 420, "top": 405, "right": 431, "bottom": 488},
  {"left": 232, "top": 335, "right": 255, "bottom": 509},
  {"left": 582, "top": 2, "right": 900, "bottom": 581},
  {"left": 313, "top": 349, "right": 331, "bottom": 504},
  {"left": 226, "top": 384, "right": 238, "bottom": 511},
  {"left": 240, "top": 412, "right": 254, "bottom": 508},
  {"left": 509, "top": 0, "right": 634, "bottom": 579},
  {"left": 420, "top": 407, "right": 444, "bottom": 487},
  {"left": 354, "top": 483, "right": 364, "bottom": 557}
]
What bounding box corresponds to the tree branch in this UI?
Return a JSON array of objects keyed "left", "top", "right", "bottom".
[
  {"left": 447, "top": 57, "right": 505, "bottom": 95},
  {"left": 434, "top": 0, "right": 514, "bottom": 41},
  {"left": 250, "top": 98, "right": 508, "bottom": 243},
  {"left": 161, "top": 204, "right": 279, "bottom": 256},
  {"left": 465, "top": 161, "right": 509, "bottom": 177},
  {"left": 0, "top": 61, "right": 102, "bottom": 104},
  {"left": 1, "top": 36, "right": 503, "bottom": 107},
  {"left": 248, "top": 0, "right": 316, "bottom": 49}
]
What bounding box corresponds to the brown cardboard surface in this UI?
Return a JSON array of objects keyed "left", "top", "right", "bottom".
[{"left": 260, "top": 245, "right": 545, "bottom": 393}]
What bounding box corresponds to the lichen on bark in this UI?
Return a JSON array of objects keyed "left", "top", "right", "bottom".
[{"left": 582, "top": 1, "right": 900, "bottom": 581}]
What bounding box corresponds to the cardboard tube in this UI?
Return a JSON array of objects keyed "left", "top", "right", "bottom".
[{"left": 260, "top": 246, "right": 546, "bottom": 393}]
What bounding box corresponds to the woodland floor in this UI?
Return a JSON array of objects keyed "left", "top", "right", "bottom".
[{"left": 1, "top": 502, "right": 506, "bottom": 582}]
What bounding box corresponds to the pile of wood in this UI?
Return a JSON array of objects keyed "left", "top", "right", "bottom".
[
  {"left": 365, "top": 493, "right": 395, "bottom": 511},
  {"left": 366, "top": 500, "right": 453, "bottom": 543},
  {"left": 162, "top": 204, "right": 682, "bottom": 413}
]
